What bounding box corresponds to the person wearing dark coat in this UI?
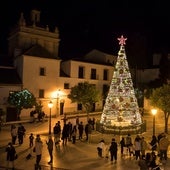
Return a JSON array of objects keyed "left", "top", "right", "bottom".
[
  {"left": 61, "top": 123, "right": 69, "bottom": 145},
  {"left": 6, "top": 142, "right": 16, "bottom": 169},
  {"left": 120, "top": 137, "right": 126, "bottom": 155},
  {"left": 17, "top": 123, "right": 26, "bottom": 145},
  {"left": 85, "top": 122, "right": 92, "bottom": 141},
  {"left": 150, "top": 135, "right": 157, "bottom": 151},
  {"left": 46, "top": 136, "right": 53, "bottom": 164},
  {"left": 53, "top": 121, "right": 61, "bottom": 145},
  {"left": 109, "top": 138, "right": 118, "bottom": 163},
  {"left": 78, "top": 121, "right": 84, "bottom": 140}
]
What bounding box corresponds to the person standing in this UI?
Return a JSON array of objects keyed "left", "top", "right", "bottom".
[
  {"left": 6, "top": 142, "right": 16, "bottom": 170},
  {"left": 109, "top": 138, "right": 118, "bottom": 163},
  {"left": 125, "top": 134, "right": 132, "bottom": 155},
  {"left": 17, "top": 123, "right": 26, "bottom": 145},
  {"left": 85, "top": 122, "right": 92, "bottom": 141},
  {"left": 35, "top": 134, "right": 43, "bottom": 170},
  {"left": 46, "top": 136, "right": 53, "bottom": 164},
  {"left": 150, "top": 135, "right": 158, "bottom": 151},
  {"left": 61, "top": 123, "right": 69, "bottom": 146},
  {"left": 71, "top": 125, "right": 77, "bottom": 144},
  {"left": 120, "top": 137, "right": 126, "bottom": 156},
  {"left": 78, "top": 121, "right": 84, "bottom": 140},
  {"left": 67, "top": 121, "right": 73, "bottom": 141},
  {"left": 91, "top": 117, "right": 95, "bottom": 130},
  {"left": 11, "top": 125, "right": 17, "bottom": 145},
  {"left": 141, "top": 137, "right": 147, "bottom": 159},
  {"left": 29, "top": 133, "right": 34, "bottom": 148},
  {"left": 134, "top": 135, "right": 141, "bottom": 160},
  {"left": 53, "top": 122, "right": 61, "bottom": 146}
]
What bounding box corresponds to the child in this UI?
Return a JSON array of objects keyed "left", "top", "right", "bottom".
[
  {"left": 97, "top": 139, "right": 105, "bottom": 158},
  {"left": 29, "top": 133, "right": 34, "bottom": 148}
]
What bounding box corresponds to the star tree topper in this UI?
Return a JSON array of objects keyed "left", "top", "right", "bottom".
[{"left": 117, "top": 35, "right": 127, "bottom": 46}]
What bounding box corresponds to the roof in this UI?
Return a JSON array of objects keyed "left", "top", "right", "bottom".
[
  {"left": 0, "top": 67, "right": 22, "bottom": 85},
  {"left": 24, "top": 44, "right": 60, "bottom": 59},
  {"left": 82, "top": 49, "right": 116, "bottom": 65}
]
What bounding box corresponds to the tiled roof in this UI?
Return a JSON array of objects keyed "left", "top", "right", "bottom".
[
  {"left": 24, "top": 44, "right": 60, "bottom": 59},
  {"left": 0, "top": 67, "right": 22, "bottom": 85}
]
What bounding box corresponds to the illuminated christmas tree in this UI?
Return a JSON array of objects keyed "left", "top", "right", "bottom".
[{"left": 100, "top": 35, "right": 142, "bottom": 130}]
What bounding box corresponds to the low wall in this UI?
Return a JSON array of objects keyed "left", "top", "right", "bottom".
[{"left": 96, "top": 120, "right": 146, "bottom": 135}]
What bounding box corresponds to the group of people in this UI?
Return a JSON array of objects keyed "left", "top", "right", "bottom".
[
  {"left": 6, "top": 123, "right": 26, "bottom": 169},
  {"left": 11, "top": 123, "right": 26, "bottom": 145},
  {"left": 97, "top": 138, "right": 118, "bottom": 164},
  {"left": 30, "top": 110, "right": 46, "bottom": 123},
  {"left": 5, "top": 116, "right": 170, "bottom": 170},
  {"left": 53, "top": 118, "right": 94, "bottom": 146},
  {"left": 96, "top": 132, "right": 170, "bottom": 170}
]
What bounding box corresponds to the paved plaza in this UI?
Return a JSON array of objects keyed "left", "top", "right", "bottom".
[{"left": 0, "top": 114, "right": 170, "bottom": 170}]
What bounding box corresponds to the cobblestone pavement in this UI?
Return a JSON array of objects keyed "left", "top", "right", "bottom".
[{"left": 0, "top": 114, "right": 170, "bottom": 170}]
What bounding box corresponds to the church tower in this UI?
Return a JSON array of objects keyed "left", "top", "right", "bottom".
[{"left": 8, "top": 9, "right": 60, "bottom": 60}]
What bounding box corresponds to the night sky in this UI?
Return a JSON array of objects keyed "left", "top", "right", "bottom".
[{"left": 0, "top": 1, "right": 170, "bottom": 67}]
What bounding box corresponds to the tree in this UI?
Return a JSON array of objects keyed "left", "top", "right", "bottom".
[
  {"left": 68, "top": 82, "right": 100, "bottom": 118},
  {"left": 8, "top": 89, "right": 37, "bottom": 120},
  {"left": 150, "top": 84, "right": 170, "bottom": 133}
]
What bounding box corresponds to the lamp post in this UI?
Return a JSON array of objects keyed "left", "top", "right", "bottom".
[
  {"left": 151, "top": 109, "right": 157, "bottom": 136},
  {"left": 48, "top": 101, "right": 53, "bottom": 135},
  {"left": 56, "top": 89, "right": 61, "bottom": 118}
]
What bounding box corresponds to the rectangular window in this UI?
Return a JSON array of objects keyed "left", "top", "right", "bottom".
[
  {"left": 39, "top": 67, "right": 46, "bottom": 76},
  {"left": 77, "top": 103, "right": 82, "bottom": 110},
  {"left": 91, "top": 68, "right": 96, "bottom": 79},
  {"left": 39, "top": 89, "right": 44, "bottom": 98},
  {"left": 103, "top": 69, "right": 108, "bottom": 80},
  {"left": 103, "top": 84, "right": 109, "bottom": 95},
  {"left": 64, "top": 83, "right": 69, "bottom": 89},
  {"left": 78, "top": 66, "right": 84, "bottom": 78}
]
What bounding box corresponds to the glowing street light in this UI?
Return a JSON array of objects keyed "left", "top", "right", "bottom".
[
  {"left": 151, "top": 109, "right": 157, "bottom": 136},
  {"left": 48, "top": 101, "right": 53, "bottom": 135},
  {"left": 56, "top": 89, "right": 61, "bottom": 117},
  {"left": 51, "top": 89, "right": 65, "bottom": 117}
]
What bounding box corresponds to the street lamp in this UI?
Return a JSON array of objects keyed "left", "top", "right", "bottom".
[
  {"left": 151, "top": 109, "right": 157, "bottom": 136},
  {"left": 56, "top": 89, "right": 61, "bottom": 118},
  {"left": 48, "top": 101, "right": 53, "bottom": 135}
]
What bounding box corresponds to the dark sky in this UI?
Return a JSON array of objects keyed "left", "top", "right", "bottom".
[{"left": 0, "top": 0, "right": 170, "bottom": 67}]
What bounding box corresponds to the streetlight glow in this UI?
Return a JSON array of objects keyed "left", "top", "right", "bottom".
[
  {"left": 151, "top": 109, "right": 157, "bottom": 116},
  {"left": 48, "top": 101, "right": 53, "bottom": 108},
  {"left": 151, "top": 108, "right": 157, "bottom": 136}
]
